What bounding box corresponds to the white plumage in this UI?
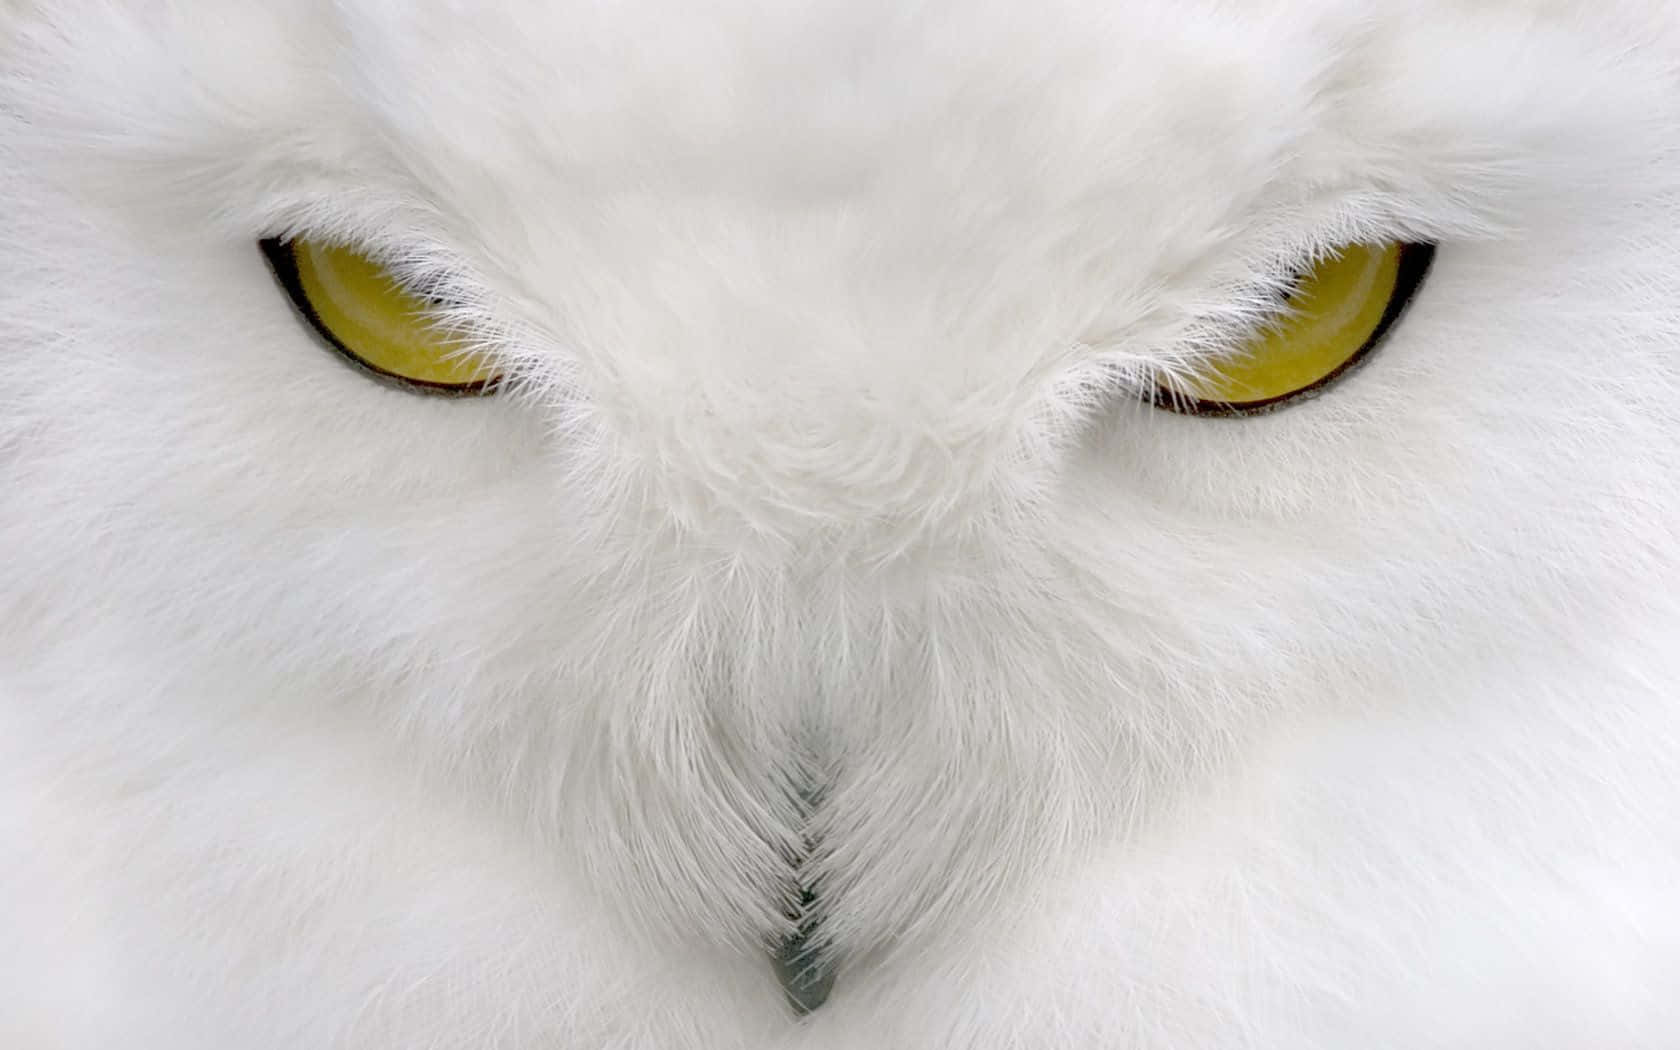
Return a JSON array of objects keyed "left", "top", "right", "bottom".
[{"left": 3, "top": 1, "right": 1679, "bottom": 1046}]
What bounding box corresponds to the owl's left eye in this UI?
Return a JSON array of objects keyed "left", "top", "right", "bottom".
[
  {"left": 1152, "top": 241, "right": 1434, "bottom": 416},
  {"left": 260, "top": 238, "right": 501, "bottom": 395}
]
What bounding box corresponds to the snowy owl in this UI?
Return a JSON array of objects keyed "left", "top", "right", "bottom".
[{"left": 3, "top": 1, "right": 1679, "bottom": 1047}]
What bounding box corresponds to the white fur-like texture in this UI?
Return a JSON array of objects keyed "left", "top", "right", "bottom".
[{"left": 4, "top": 0, "right": 1680, "bottom": 1046}]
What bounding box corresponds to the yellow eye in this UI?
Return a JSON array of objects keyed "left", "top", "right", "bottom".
[
  {"left": 1154, "top": 242, "right": 1434, "bottom": 416},
  {"left": 261, "top": 238, "right": 501, "bottom": 395}
]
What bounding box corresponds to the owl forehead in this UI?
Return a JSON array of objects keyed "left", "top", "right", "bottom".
[
  {"left": 328, "top": 0, "right": 1330, "bottom": 214},
  {"left": 298, "top": 1, "right": 1663, "bottom": 332},
  {"left": 304, "top": 1, "right": 1600, "bottom": 291}
]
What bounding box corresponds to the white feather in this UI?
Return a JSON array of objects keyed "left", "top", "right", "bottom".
[{"left": 3, "top": 0, "right": 1679, "bottom": 1046}]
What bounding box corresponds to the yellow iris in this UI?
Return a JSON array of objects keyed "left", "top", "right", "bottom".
[
  {"left": 1158, "top": 242, "right": 1430, "bottom": 415},
  {"left": 264, "top": 239, "right": 500, "bottom": 394}
]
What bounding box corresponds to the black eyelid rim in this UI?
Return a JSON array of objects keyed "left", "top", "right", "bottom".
[
  {"left": 1149, "top": 242, "right": 1437, "bottom": 419},
  {"left": 259, "top": 237, "right": 502, "bottom": 398}
]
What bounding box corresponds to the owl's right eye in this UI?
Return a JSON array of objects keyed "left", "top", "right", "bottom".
[{"left": 260, "top": 238, "right": 502, "bottom": 396}]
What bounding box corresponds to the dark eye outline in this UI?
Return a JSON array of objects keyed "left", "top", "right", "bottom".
[
  {"left": 1149, "top": 242, "right": 1436, "bottom": 418},
  {"left": 259, "top": 238, "right": 502, "bottom": 398}
]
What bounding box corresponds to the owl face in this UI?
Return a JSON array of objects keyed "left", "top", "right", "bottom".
[{"left": 3, "top": 0, "right": 1678, "bottom": 959}]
